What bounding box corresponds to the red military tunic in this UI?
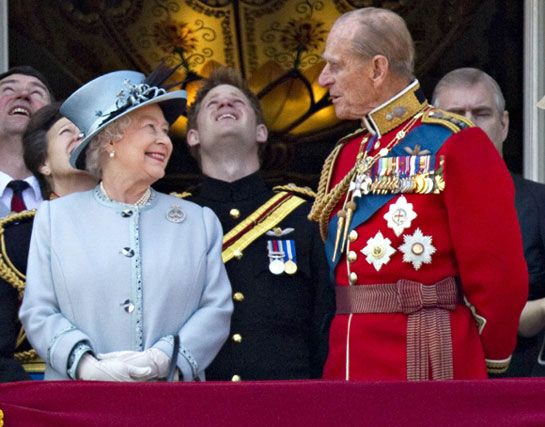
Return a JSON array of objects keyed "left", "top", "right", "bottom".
[{"left": 311, "top": 81, "right": 528, "bottom": 380}]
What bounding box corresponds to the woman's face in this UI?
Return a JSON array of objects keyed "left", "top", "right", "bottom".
[
  {"left": 42, "top": 117, "right": 89, "bottom": 180},
  {"left": 107, "top": 104, "right": 172, "bottom": 184}
]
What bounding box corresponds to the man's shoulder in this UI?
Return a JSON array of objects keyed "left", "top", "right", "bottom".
[
  {"left": 337, "top": 127, "right": 368, "bottom": 146},
  {"left": 0, "top": 210, "right": 36, "bottom": 296},
  {"left": 169, "top": 190, "right": 193, "bottom": 200},
  {"left": 512, "top": 174, "right": 545, "bottom": 203},
  {"left": 421, "top": 108, "right": 474, "bottom": 133},
  {"left": 512, "top": 174, "right": 545, "bottom": 189},
  {"left": 272, "top": 183, "right": 316, "bottom": 201}
]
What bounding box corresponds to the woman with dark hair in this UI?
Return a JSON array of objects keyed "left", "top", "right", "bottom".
[
  {"left": 23, "top": 102, "right": 97, "bottom": 199},
  {"left": 0, "top": 102, "right": 96, "bottom": 381}
]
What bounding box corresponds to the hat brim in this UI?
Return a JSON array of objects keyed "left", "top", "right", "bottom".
[{"left": 69, "top": 89, "right": 187, "bottom": 170}]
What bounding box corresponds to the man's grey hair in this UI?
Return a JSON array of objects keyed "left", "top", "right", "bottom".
[
  {"left": 432, "top": 67, "right": 506, "bottom": 113},
  {"left": 85, "top": 115, "right": 132, "bottom": 179},
  {"left": 335, "top": 7, "right": 415, "bottom": 80}
]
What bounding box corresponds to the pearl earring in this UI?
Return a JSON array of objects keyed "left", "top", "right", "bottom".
[{"left": 109, "top": 151, "right": 115, "bottom": 159}]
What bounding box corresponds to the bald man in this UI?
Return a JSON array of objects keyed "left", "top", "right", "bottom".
[
  {"left": 310, "top": 7, "right": 527, "bottom": 380},
  {"left": 434, "top": 67, "right": 545, "bottom": 377}
]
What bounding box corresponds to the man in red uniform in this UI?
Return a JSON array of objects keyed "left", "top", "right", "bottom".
[{"left": 309, "top": 7, "right": 528, "bottom": 380}]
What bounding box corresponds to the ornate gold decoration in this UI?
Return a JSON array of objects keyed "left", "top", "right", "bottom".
[
  {"left": 153, "top": 19, "right": 199, "bottom": 54},
  {"left": 0, "top": 210, "right": 36, "bottom": 299}
]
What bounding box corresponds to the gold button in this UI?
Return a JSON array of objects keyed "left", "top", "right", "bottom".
[
  {"left": 234, "top": 249, "right": 243, "bottom": 260},
  {"left": 230, "top": 208, "right": 240, "bottom": 219},
  {"left": 347, "top": 251, "right": 358, "bottom": 263},
  {"left": 233, "top": 292, "right": 245, "bottom": 302},
  {"left": 231, "top": 374, "right": 241, "bottom": 382},
  {"left": 349, "top": 230, "right": 358, "bottom": 242},
  {"left": 349, "top": 272, "right": 358, "bottom": 285},
  {"left": 232, "top": 333, "right": 242, "bottom": 343}
]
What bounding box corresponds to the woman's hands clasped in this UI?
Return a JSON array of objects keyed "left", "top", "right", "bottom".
[{"left": 77, "top": 348, "right": 171, "bottom": 381}]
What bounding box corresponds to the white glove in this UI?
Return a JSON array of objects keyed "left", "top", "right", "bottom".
[
  {"left": 76, "top": 353, "right": 154, "bottom": 382},
  {"left": 98, "top": 348, "right": 171, "bottom": 380}
]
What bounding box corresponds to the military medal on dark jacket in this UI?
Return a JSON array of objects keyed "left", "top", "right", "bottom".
[{"left": 267, "top": 239, "right": 297, "bottom": 275}]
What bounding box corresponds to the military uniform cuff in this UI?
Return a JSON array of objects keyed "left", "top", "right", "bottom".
[{"left": 486, "top": 355, "right": 512, "bottom": 375}]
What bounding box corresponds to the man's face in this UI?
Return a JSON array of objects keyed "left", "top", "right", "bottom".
[
  {"left": 0, "top": 73, "right": 51, "bottom": 136},
  {"left": 187, "top": 84, "right": 267, "bottom": 154},
  {"left": 318, "top": 22, "right": 378, "bottom": 120},
  {"left": 434, "top": 81, "right": 509, "bottom": 154}
]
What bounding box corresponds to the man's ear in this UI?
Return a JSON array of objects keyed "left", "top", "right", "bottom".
[
  {"left": 371, "top": 54, "right": 389, "bottom": 86},
  {"left": 256, "top": 124, "right": 268, "bottom": 144},
  {"left": 500, "top": 110, "right": 510, "bottom": 143},
  {"left": 186, "top": 129, "right": 200, "bottom": 147}
]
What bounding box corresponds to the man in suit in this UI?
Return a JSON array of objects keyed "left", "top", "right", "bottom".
[
  {"left": 433, "top": 67, "right": 545, "bottom": 376},
  {"left": 0, "top": 66, "right": 53, "bottom": 215},
  {"left": 185, "top": 67, "right": 335, "bottom": 381}
]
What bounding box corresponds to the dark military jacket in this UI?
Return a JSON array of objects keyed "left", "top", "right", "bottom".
[
  {"left": 502, "top": 174, "right": 545, "bottom": 377},
  {"left": 188, "top": 172, "right": 335, "bottom": 381},
  {"left": 0, "top": 212, "right": 34, "bottom": 381}
]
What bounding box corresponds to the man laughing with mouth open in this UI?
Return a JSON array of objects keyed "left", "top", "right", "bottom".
[{"left": 0, "top": 66, "right": 54, "bottom": 215}]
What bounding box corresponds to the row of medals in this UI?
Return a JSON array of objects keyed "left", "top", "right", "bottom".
[
  {"left": 358, "top": 171, "right": 446, "bottom": 195},
  {"left": 269, "top": 255, "right": 297, "bottom": 275}
]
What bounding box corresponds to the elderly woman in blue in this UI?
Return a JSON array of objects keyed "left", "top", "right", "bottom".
[{"left": 19, "top": 70, "right": 233, "bottom": 381}]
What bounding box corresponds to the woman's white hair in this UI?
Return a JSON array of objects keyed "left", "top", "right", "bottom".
[{"left": 85, "top": 115, "right": 132, "bottom": 179}]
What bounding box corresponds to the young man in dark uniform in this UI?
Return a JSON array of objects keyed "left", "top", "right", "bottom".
[{"left": 185, "top": 67, "right": 334, "bottom": 381}]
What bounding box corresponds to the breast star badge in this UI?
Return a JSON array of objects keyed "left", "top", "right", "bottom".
[
  {"left": 361, "top": 231, "right": 396, "bottom": 271},
  {"left": 383, "top": 195, "right": 417, "bottom": 236},
  {"left": 398, "top": 228, "right": 436, "bottom": 270}
]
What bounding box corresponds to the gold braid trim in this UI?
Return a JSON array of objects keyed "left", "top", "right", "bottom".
[
  {"left": 308, "top": 143, "right": 343, "bottom": 221},
  {"left": 316, "top": 168, "right": 356, "bottom": 240},
  {"left": 486, "top": 357, "right": 511, "bottom": 375},
  {"left": 309, "top": 143, "right": 358, "bottom": 240},
  {"left": 0, "top": 210, "right": 35, "bottom": 299},
  {"left": 222, "top": 193, "right": 306, "bottom": 263},
  {"left": 14, "top": 348, "right": 38, "bottom": 363},
  {"left": 272, "top": 183, "right": 316, "bottom": 199},
  {"left": 170, "top": 191, "right": 192, "bottom": 199}
]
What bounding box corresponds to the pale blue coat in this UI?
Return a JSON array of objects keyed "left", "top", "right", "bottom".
[{"left": 19, "top": 187, "right": 233, "bottom": 380}]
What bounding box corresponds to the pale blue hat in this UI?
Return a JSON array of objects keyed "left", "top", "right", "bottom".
[{"left": 60, "top": 70, "right": 186, "bottom": 169}]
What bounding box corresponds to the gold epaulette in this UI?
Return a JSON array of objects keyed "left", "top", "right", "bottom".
[
  {"left": 0, "top": 209, "right": 36, "bottom": 299},
  {"left": 170, "top": 191, "right": 192, "bottom": 199},
  {"left": 273, "top": 183, "right": 316, "bottom": 199},
  {"left": 423, "top": 108, "right": 474, "bottom": 133}
]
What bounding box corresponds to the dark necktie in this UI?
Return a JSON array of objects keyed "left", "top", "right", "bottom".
[{"left": 7, "top": 180, "right": 29, "bottom": 212}]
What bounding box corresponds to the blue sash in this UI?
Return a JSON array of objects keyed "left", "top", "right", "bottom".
[{"left": 324, "top": 123, "right": 453, "bottom": 277}]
